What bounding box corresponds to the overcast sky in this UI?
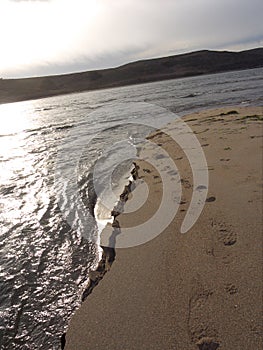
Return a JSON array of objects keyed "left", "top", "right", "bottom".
[{"left": 1, "top": 0, "right": 262, "bottom": 78}]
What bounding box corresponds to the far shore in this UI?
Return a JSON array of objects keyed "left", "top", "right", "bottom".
[{"left": 1, "top": 48, "right": 262, "bottom": 104}]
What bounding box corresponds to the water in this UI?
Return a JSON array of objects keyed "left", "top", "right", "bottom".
[{"left": 0, "top": 67, "right": 262, "bottom": 349}]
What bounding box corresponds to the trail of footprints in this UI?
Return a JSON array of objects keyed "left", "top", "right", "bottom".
[
  {"left": 205, "top": 221, "right": 238, "bottom": 264},
  {"left": 188, "top": 222, "right": 238, "bottom": 349},
  {"left": 188, "top": 277, "right": 219, "bottom": 350}
]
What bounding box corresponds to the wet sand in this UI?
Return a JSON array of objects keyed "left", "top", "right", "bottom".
[{"left": 65, "top": 106, "right": 262, "bottom": 350}]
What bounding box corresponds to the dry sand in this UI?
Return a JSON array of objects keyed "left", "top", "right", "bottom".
[{"left": 65, "top": 106, "right": 262, "bottom": 350}]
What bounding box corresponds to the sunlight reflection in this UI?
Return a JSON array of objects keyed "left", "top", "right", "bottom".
[
  {"left": 0, "top": 100, "right": 48, "bottom": 232},
  {"left": 0, "top": 101, "right": 34, "bottom": 135}
]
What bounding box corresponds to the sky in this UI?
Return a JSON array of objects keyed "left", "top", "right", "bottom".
[{"left": 0, "top": 0, "right": 262, "bottom": 78}]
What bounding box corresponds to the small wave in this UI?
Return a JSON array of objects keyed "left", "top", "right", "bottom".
[
  {"left": 182, "top": 93, "right": 201, "bottom": 98},
  {"left": 24, "top": 123, "right": 74, "bottom": 135},
  {"left": 0, "top": 133, "right": 17, "bottom": 137},
  {"left": 55, "top": 125, "right": 74, "bottom": 131},
  {"left": 24, "top": 125, "right": 51, "bottom": 134},
  {"left": 101, "top": 98, "right": 118, "bottom": 104},
  {"left": 28, "top": 146, "right": 47, "bottom": 154},
  {"left": 78, "top": 169, "right": 97, "bottom": 217},
  {"left": 35, "top": 107, "right": 54, "bottom": 112},
  {"left": 87, "top": 104, "right": 104, "bottom": 110},
  {"left": 0, "top": 185, "right": 16, "bottom": 196},
  {"left": 241, "top": 100, "right": 251, "bottom": 105}
]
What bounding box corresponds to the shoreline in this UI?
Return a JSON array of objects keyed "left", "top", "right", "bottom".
[
  {"left": 1, "top": 68, "right": 262, "bottom": 107},
  {"left": 61, "top": 165, "right": 139, "bottom": 349},
  {"left": 81, "top": 167, "right": 140, "bottom": 303},
  {"left": 64, "top": 106, "right": 262, "bottom": 350},
  {"left": 1, "top": 48, "right": 262, "bottom": 105}
]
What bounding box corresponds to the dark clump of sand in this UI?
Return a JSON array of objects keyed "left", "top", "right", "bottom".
[{"left": 64, "top": 106, "right": 262, "bottom": 350}]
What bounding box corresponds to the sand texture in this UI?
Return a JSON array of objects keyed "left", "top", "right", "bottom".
[{"left": 65, "top": 106, "right": 262, "bottom": 350}]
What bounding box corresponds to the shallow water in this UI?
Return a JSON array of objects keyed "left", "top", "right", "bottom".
[{"left": 0, "top": 67, "right": 262, "bottom": 349}]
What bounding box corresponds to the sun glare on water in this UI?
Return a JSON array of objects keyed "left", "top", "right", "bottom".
[
  {"left": 0, "top": 0, "right": 101, "bottom": 77},
  {"left": 0, "top": 101, "right": 33, "bottom": 135}
]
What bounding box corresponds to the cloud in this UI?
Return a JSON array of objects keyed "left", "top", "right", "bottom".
[{"left": 1, "top": 0, "right": 263, "bottom": 77}]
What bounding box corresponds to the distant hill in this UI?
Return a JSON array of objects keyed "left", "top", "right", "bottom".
[{"left": 0, "top": 48, "right": 262, "bottom": 104}]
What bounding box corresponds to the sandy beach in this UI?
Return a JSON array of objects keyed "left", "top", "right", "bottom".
[{"left": 64, "top": 106, "right": 262, "bottom": 350}]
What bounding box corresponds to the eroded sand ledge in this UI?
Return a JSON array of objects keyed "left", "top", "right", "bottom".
[{"left": 64, "top": 106, "right": 262, "bottom": 350}]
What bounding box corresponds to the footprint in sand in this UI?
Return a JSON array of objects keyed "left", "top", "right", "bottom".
[
  {"left": 224, "top": 283, "right": 238, "bottom": 295},
  {"left": 196, "top": 337, "right": 220, "bottom": 350},
  {"left": 180, "top": 178, "right": 192, "bottom": 189},
  {"left": 143, "top": 168, "right": 151, "bottom": 173},
  {"left": 213, "top": 222, "right": 237, "bottom": 246},
  {"left": 188, "top": 277, "right": 220, "bottom": 349},
  {"left": 205, "top": 221, "right": 237, "bottom": 264}
]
